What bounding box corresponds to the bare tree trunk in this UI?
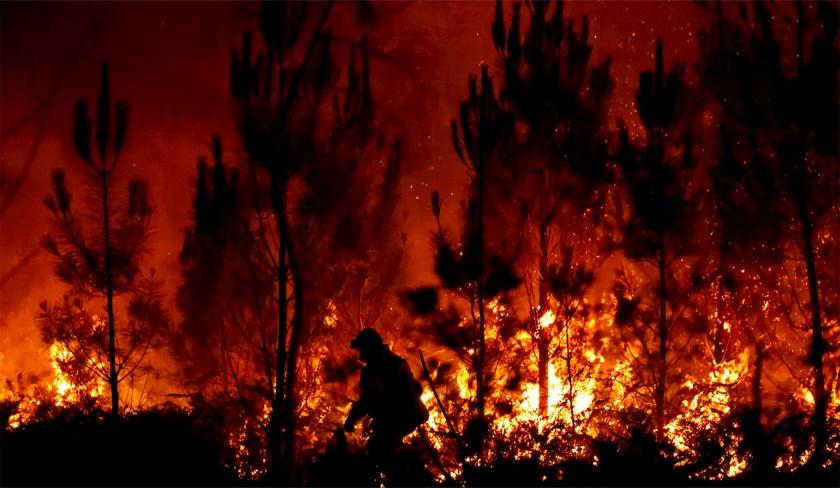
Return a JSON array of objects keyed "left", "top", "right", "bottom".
[
  {"left": 282, "top": 234, "right": 304, "bottom": 483},
  {"left": 746, "top": 344, "right": 771, "bottom": 477},
  {"left": 564, "top": 322, "right": 576, "bottom": 433},
  {"left": 751, "top": 346, "right": 763, "bottom": 414},
  {"left": 800, "top": 203, "right": 827, "bottom": 464},
  {"left": 793, "top": 1, "right": 827, "bottom": 464},
  {"left": 264, "top": 172, "right": 304, "bottom": 483},
  {"left": 655, "top": 244, "right": 667, "bottom": 439},
  {"left": 713, "top": 205, "right": 726, "bottom": 364},
  {"left": 269, "top": 175, "right": 288, "bottom": 481},
  {"left": 475, "top": 166, "right": 487, "bottom": 425},
  {"left": 101, "top": 170, "right": 119, "bottom": 419},
  {"left": 713, "top": 296, "right": 725, "bottom": 363},
  {"left": 537, "top": 169, "right": 550, "bottom": 417}
]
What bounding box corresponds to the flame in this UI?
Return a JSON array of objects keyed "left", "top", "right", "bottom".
[
  {"left": 515, "top": 361, "right": 597, "bottom": 423},
  {"left": 323, "top": 301, "right": 338, "bottom": 328},
  {"left": 4, "top": 395, "right": 41, "bottom": 430},
  {"left": 227, "top": 401, "right": 271, "bottom": 480},
  {"left": 774, "top": 385, "right": 839, "bottom": 472},
  {"left": 664, "top": 350, "right": 750, "bottom": 480},
  {"left": 538, "top": 310, "right": 556, "bottom": 329},
  {"left": 800, "top": 387, "right": 815, "bottom": 406},
  {"left": 3, "top": 341, "right": 107, "bottom": 429},
  {"left": 48, "top": 342, "right": 105, "bottom": 407},
  {"left": 2, "top": 279, "right": 835, "bottom": 482}
]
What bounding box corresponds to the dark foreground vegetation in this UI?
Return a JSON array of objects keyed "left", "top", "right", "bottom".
[
  {"left": 0, "top": 406, "right": 234, "bottom": 486},
  {"left": 2, "top": 404, "right": 838, "bottom": 487},
  {"left": 1, "top": 0, "right": 838, "bottom": 486}
]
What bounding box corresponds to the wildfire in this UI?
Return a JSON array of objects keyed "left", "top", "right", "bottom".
[
  {"left": 4, "top": 395, "right": 41, "bottom": 430},
  {"left": 2, "top": 340, "right": 106, "bottom": 429},
  {"left": 538, "top": 310, "right": 556, "bottom": 329},
  {"left": 227, "top": 401, "right": 271, "bottom": 480},
  {"left": 664, "top": 350, "right": 750, "bottom": 480},
  {"left": 800, "top": 387, "right": 815, "bottom": 406},
  {"left": 408, "top": 290, "right": 838, "bottom": 483},
  {"left": 6, "top": 298, "right": 834, "bottom": 484},
  {"left": 48, "top": 342, "right": 104, "bottom": 407},
  {"left": 514, "top": 361, "right": 598, "bottom": 429},
  {"left": 774, "top": 385, "right": 840, "bottom": 472},
  {"left": 417, "top": 300, "right": 637, "bottom": 468}
]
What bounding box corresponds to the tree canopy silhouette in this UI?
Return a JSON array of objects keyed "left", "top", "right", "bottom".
[{"left": 39, "top": 63, "right": 170, "bottom": 418}]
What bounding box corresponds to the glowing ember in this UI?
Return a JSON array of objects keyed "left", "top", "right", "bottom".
[{"left": 0, "top": 2, "right": 837, "bottom": 486}]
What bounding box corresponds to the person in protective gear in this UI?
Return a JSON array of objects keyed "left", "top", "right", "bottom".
[{"left": 343, "top": 328, "right": 429, "bottom": 460}]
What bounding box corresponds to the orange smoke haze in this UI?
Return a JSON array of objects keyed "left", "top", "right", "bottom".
[{"left": 1, "top": 0, "right": 704, "bottom": 397}]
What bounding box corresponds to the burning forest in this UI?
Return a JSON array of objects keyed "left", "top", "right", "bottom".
[{"left": 0, "top": 1, "right": 838, "bottom": 486}]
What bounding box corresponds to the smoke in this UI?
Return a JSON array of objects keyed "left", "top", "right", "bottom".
[{"left": 0, "top": 0, "right": 704, "bottom": 397}]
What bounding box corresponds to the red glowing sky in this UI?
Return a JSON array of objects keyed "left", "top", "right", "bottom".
[{"left": 0, "top": 1, "right": 707, "bottom": 378}]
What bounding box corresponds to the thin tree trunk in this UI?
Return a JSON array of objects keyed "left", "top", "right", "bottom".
[
  {"left": 713, "top": 292, "right": 725, "bottom": 363},
  {"left": 537, "top": 169, "right": 550, "bottom": 417},
  {"left": 714, "top": 200, "right": 726, "bottom": 364},
  {"left": 269, "top": 175, "right": 288, "bottom": 481},
  {"left": 101, "top": 170, "right": 119, "bottom": 419},
  {"left": 655, "top": 243, "right": 667, "bottom": 439},
  {"left": 267, "top": 173, "right": 303, "bottom": 483},
  {"left": 282, "top": 239, "right": 304, "bottom": 483},
  {"left": 752, "top": 345, "right": 763, "bottom": 414},
  {"left": 564, "top": 322, "right": 576, "bottom": 433},
  {"left": 793, "top": 0, "right": 827, "bottom": 465},
  {"left": 475, "top": 165, "right": 487, "bottom": 425},
  {"left": 747, "top": 344, "right": 771, "bottom": 477},
  {"left": 800, "top": 203, "right": 827, "bottom": 464}
]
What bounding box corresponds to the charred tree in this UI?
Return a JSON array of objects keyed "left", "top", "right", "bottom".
[{"left": 546, "top": 247, "right": 596, "bottom": 433}]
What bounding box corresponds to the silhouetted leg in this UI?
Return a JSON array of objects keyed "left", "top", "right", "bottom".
[{"left": 367, "top": 424, "right": 408, "bottom": 484}]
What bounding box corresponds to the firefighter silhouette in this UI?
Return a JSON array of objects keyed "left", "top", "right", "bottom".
[{"left": 344, "top": 328, "right": 429, "bottom": 460}]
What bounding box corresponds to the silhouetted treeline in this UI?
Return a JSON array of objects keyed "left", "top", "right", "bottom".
[{"left": 2, "top": 1, "right": 837, "bottom": 487}]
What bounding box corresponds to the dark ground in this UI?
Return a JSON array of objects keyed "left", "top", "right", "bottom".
[{"left": 1, "top": 407, "right": 838, "bottom": 487}]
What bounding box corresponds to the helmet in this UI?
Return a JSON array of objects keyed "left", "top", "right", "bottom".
[{"left": 350, "top": 328, "right": 384, "bottom": 351}]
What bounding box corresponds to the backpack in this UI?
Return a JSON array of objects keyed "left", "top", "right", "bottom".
[{"left": 377, "top": 353, "right": 429, "bottom": 431}]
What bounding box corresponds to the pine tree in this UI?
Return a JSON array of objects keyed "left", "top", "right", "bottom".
[
  {"left": 614, "top": 40, "right": 699, "bottom": 439},
  {"left": 174, "top": 136, "right": 247, "bottom": 394},
  {"left": 449, "top": 64, "right": 518, "bottom": 439},
  {"left": 230, "top": 4, "right": 333, "bottom": 477},
  {"left": 699, "top": 0, "right": 839, "bottom": 465},
  {"left": 492, "top": 0, "right": 614, "bottom": 419},
  {"left": 402, "top": 65, "right": 520, "bottom": 457},
  {"left": 40, "top": 63, "right": 169, "bottom": 418},
  {"left": 229, "top": 2, "right": 402, "bottom": 478}
]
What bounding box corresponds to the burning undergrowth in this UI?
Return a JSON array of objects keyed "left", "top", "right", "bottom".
[{"left": 1, "top": 0, "right": 839, "bottom": 486}]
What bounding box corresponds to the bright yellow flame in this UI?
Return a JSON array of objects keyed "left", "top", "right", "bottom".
[
  {"left": 538, "top": 310, "right": 556, "bottom": 329},
  {"left": 48, "top": 342, "right": 104, "bottom": 407},
  {"left": 664, "top": 349, "right": 750, "bottom": 480},
  {"left": 323, "top": 301, "right": 338, "bottom": 328},
  {"left": 800, "top": 387, "right": 815, "bottom": 406}
]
